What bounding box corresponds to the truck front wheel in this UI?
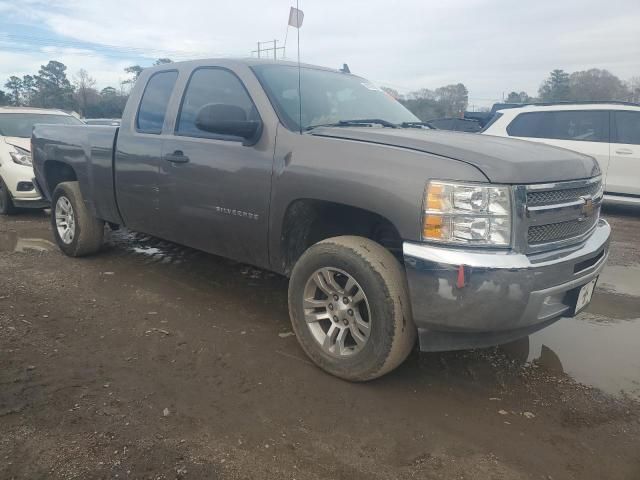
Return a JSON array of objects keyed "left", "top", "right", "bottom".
[
  {"left": 288, "top": 236, "right": 416, "bottom": 381},
  {"left": 51, "top": 181, "right": 104, "bottom": 257}
]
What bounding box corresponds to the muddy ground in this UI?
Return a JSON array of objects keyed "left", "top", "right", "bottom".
[{"left": 1, "top": 207, "right": 639, "bottom": 480}]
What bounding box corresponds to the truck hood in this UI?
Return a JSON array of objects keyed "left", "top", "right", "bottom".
[
  {"left": 309, "top": 127, "right": 600, "bottom": 184},
  {"left": 2, "top": 136, "right": 31, "bottom": 152}
]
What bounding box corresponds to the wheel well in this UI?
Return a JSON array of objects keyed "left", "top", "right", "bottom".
[
  {"left": 44, "top": 161, "right": 77, "bottom": 195},
  {"left": 280, "top": 199, "right": 403, "bottom": 275}
]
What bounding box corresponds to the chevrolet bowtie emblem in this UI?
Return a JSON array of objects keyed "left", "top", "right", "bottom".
[{"left": 580, "top": 196, "right": 595, "bottom": 217}]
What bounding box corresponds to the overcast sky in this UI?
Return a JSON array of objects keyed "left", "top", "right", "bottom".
[{"left": 1, "top": 0, "right": 639, "bottom": 107}]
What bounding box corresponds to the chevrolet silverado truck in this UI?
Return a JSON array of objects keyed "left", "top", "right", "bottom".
[{"left": 31, "top": 59, "right": 610, "bottom": 381}]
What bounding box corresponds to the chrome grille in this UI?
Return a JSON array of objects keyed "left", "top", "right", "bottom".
[
  {"left": 528, "top": 217, "right": 598, "bottom": 244},
  {"left": 526, "top": 182, "right": 600, "bottom": 206},
  {"left": 519, "top": 177, "right": 602, "bottom": 253}
]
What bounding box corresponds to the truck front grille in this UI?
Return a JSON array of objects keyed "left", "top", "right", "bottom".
[
  {"left": 520, "top": 177, "right": 602, "bottom": 252},
  {"left": 526, "top": 182, "right": 601, "bottom": 206},
  {"left": 528, "top": 217, "right": 598, "bottom": 244}
]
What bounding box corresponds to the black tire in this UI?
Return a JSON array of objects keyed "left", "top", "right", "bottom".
[
  {"left": 288, "top": 236, "right": 416, "bottom": 381},
  {"left": 0, "top": 176, "right": 18, "bottom": 215},
  {"left": 51, "top": 181, "right": 104, "bottom": 257}
]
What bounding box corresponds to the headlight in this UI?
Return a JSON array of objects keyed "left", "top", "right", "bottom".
[
  {"left": 422, "top": 181, "right": 512, "bottom": 246},
  {"left": 9, "top": 146, "right": 32, "bottom": 167}
]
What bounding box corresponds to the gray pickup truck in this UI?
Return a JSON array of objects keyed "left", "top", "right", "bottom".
[{"left": 32, "top": 59, "right": 610, "bottom": 381}]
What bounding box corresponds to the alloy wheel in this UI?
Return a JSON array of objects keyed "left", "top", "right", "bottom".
[
  {"left": 302, "top": 267, "right": 372, "bottom": 357},
  {"left": 55, "top": 196, "right": 76, "bottom": 244}
]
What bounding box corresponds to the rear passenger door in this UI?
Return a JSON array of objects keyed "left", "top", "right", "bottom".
[
  {"left": 608, "top": 110, "right": 640, "bottom": 196},
  {"left": 158, "top": 67, "right": 273, "bottom": 267},
  {"left": 507, "top": 110, "right": 610, "bottom": 177},
  {"left": 115, "top": 70, "right": 178, "bottom": 236}
]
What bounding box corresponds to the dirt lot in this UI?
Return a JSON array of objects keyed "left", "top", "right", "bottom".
[{"left": 1, "top": 207, "right": 639, "bottom": 480}]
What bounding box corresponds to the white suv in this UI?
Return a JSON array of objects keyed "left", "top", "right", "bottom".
[
  {"left": 0, "top": 107, "right": 83, "bottom": 214},
  {"left": 482, "top": 102, "right": 640, "bottom": 205}
]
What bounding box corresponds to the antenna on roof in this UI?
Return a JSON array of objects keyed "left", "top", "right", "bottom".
[
  {"left": 288, "top": 3, "right": 304, "bottom": 133},
  {"left": 340, "top": 64, "right": 351, "bottom": 74}
]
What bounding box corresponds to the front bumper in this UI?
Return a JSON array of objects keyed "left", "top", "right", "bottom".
[{"left": 403, "top": 219, "right": 610, "bottom": 351}]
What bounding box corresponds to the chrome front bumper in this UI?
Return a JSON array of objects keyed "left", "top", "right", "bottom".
[{"left": 403, "top": 219, "right": 611, "bottom": 352}]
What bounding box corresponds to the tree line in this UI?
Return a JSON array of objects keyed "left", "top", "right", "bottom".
[
  {"left": 1, "top": 60, "right": 638, "bottom": 121},
  {"left": 383, "top": 68, "right": 639, "bottom": 122},
  {"left": 0, "top": 58, "right": 172, "bottom": 118}
]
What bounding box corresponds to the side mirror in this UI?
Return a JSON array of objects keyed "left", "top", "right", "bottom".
[{"left": 195, "top": 103, "right": 262, "bottom": 145}]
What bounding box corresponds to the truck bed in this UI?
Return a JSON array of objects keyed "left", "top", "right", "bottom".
[{"left": 32, "top": 124, "right": 122, "bottom": 224}]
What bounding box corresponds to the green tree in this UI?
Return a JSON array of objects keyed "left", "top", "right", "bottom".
[
  {"left": 124, "top": 65, "right": 143, "bottom": 79},
  {"left": 505, "top": 91, "right": 531, "bottom": 103},
  {"left": 568, "top": 69, "right": 629, "bottom": 101},
  {"left": 538, "top": 69, "right": 570, "bottom": 102},
  {"left": 101, "top": 86, "right": 117, "bottom": 96},
  {"left": 0, "top": 90, "right": 8, "bottom": 106},
  {"left": 399, "top": 84, "right": 468, "bottom": 120},
  {"left": 33, "top": 60, "right": 75, "bottom": 109},
  {"left": 629, "top": 77, "right": 640, "bottom": 103},
  {"left": 5, "top": 76, "right": 23, "bottom": 106},
  {"left": 435, "top": 83, "right": 468, "bottom": 116},
  {"left": 21, "top": 75, "right": 37, "bottom": 106},
  {"left": 84, "top": 86, "right": 128, "bottom": 118}
]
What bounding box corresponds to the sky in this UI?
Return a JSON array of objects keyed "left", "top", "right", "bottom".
[{"left": 1, "top": 0, "right": 639, "bottom": 107}]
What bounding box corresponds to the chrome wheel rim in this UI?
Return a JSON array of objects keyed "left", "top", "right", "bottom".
[
  {"left": 303, "top": 268, "right": 372, "bottom": 357},
  {"left": 55, "top": 196, "right": 75, "bottom": 244}
]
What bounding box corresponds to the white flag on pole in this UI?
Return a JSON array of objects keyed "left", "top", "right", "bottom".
[{"left": 288, "top": 7, "right": 304, "bottom": 28}]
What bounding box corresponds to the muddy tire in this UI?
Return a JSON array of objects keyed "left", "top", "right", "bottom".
[
  {"left": 288, "top": 236, "right": 416, "bottom": 381},
  {"left": 51, "top": 181, "right": 104, "bottom": 257},
  {"left": 0, "top": 176, "right": 18, "bottom": 215}
]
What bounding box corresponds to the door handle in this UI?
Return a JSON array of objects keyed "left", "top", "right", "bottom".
[
  {"left": 164, "top": 150, "right": 190, "bottom": 163},
  {"left": 615, "top": 148, "right": 633, "bottom": 155}
]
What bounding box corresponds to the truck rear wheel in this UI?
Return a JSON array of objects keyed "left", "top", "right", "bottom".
[
  {"left": 288, "top": 236, "right": 416, "bottom": 381},
  {"left": 0, "top": 176, "right": 18, "bottom": 215},
  {"left": 51, "top": 181, "right": 104, "bottom": 257}
]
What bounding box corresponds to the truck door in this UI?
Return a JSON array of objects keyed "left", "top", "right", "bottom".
[
  {"left": 115, "top": 70, "right": 178, "bottom": 236},
  {"left": 159, "top": 67, "right": 273, "bottom": 267},
  {"left": 608, "top": 110, "right": 640, "bottom": 196}
]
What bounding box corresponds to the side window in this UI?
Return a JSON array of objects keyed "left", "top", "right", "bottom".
[
  {"left": 177, "top": 68, "right": 259, "bottom": 138},
  {"left": 506, "top": 112, "right": 545, "bottom": 137},
  {"left": 508, "top": 110, "right": 609, "bottom": 142},
  {"left": 614, "top": 111, "right": 640, "bottom": 145},
  {"left": 136, "top": 71, "right": 178, "bottom": 134}
]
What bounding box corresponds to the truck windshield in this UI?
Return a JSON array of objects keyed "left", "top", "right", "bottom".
[
  {"left": 0, "top": 113, "right": 83, "bottom": 138},
  {"left": 251, "top": 64, "right": 419, "bottom": 131}
]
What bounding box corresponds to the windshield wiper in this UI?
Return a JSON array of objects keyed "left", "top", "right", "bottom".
[
  {"left": 305, "top": 119, "right": 399, "bottom": 131},
  {"left": 399, "top": 121, "right": 433, "bottom": 129}
]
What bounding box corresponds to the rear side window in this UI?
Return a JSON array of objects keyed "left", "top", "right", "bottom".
[
  {"left": 176, "top": 67, "right": 259, "bottom": 138},
  {"left": 136, "top": 70, "right": 178, "bottom": 134},
  {"left": 507, "top": 110, "right": 609, "bottom": 143},
  {"left": 614, "top": 111, "right": 640, "bottom": 145}
]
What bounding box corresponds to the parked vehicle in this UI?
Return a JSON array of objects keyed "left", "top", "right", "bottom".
[
  {"left": 482, "top": 102, "right": 640, "bottom": 205},
  {"left": 32, "top": 59, "right": 610, "bottom": 381},
  {"left": 84, "top": 118, "right": 121, "bottom": 126},
  {"left": 0, "top": 107, "right": 84, "bottom": 214},
  {"left": 427, "top": 117, "right": 482, "bottom": 132}
]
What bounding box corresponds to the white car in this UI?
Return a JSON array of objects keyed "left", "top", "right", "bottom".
[
  {"left": 482, "top": 102, "right": 640, "bottom": 205},
  {"left": 0, "top": 107, "right": 84, "bottom": 214}
]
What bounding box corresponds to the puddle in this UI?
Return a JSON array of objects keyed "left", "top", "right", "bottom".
[
  {"left": 0, "top": 231, "right": 55, "bottom": 253},
  {"left": 597, "top": 265, "right": 640, "bottom": 298},
  {"left": 515, "top": 314, "right": 640, "bottom": 399},
  {"left": 499, "top": 261, "right": 640, "bottom": 399}
]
